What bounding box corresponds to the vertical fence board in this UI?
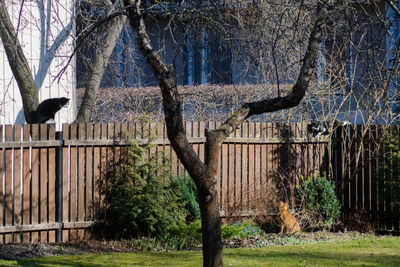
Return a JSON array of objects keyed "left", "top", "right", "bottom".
[
  {"left": 39, "top": 124, "right": 48, "bottom": 243},
  {"left": 85, "top": 124, "right": 93, "bottom": 224},
  {"left": 69, "top": 124, "right": 78, "bottom": 241},
  {"left": 260, "top": 123, "right": 267, "bottom": 211},
  {"left": 363, "top": 126, "right": 371, "bottom": 215},
  {"left": 30, "top": 125, "right": 40, "bottom": 243},
  {"left": 62, "top": 124, "right": 70, "bottom": 242},
  {"left": 100, "top": 123, "right": 108, "bottom": 221},
  {"left": 227, "top": 138, "right": 235, "bottom": 215},
  {"left": 93, "top": 124, "right": 101, "bottom": 222},
  {"left": 4, "top": 125, "right": 13, "bottom": 243},
  {"left": 343, "top": 125, "right": 350, "bottom": 213},
  {"left": 254, "top": 123, "right": 261, "bottom": 211},
  {"left": 22, "top": 125, "right": 31, "bottom": 243},
  {"left": 48, "top": 125, "right": 56, "bottom": 243},
  {"left": 370, "top": 126, "right": 378, "bottom": 224},
  {"left": 335, "top": 125, "right": 344, "bottom": 210},
  {"left": 235, "top": 124, "right": 242, "bottom": 215},
  {"left": 357, "top": 125, "right": 363, "bottom": 212},
  {"left": 394, "top": 126, "right": 400, "bottom": 230},
  {"left": 12, "top": 125, "right": 22, "bottom": 243},
  {"left": 77, "top": 123, "right": 86, "bottom": 240}
]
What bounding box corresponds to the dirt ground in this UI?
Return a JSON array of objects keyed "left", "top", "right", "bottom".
[{"left": 0, "top": 231, "right": 381, "bottom": 261}]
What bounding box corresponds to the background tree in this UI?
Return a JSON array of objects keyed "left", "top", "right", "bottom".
[
  {"left": 0, "top": 0, "right": 74, "bottom": 123},
  {"left": 75, "top": 0, "right": 127, "bottom": 122},
  {"left": 0, "top": 0, "right": 125, "bottom": 124}
]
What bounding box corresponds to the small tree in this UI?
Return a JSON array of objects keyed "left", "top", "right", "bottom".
[{"left": 123, "top": 0, "right": 328, "bottom": 266}]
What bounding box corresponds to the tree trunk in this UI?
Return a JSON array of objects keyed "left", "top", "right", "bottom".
[
  {"left": 76, "top": 9, "right": 127, "bottom": 122},
  {"left": 0, "top": 1, "right": 39, "bottom": 122}
]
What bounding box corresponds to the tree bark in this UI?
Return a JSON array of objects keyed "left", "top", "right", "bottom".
[
  {"left": 0, "top": 0, "right": 39, "bottom": 122},
  {"left": 124, "top": 0, "right": 326, "bottom": 266},
  {"left": 75, "top": 8, "right": 127, "bottom": 122}
]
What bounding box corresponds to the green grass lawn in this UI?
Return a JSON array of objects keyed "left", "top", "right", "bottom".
[{"left": 2, "top": 236, "right": 399, "bottom": 267}]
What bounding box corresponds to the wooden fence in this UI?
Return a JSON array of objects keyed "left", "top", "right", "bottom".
[
  {"left": 332, "top": 125, "right": 400, "bottom": 231},
  {"left": 0, "top": 121, "right": 335, "bottom": 243}
]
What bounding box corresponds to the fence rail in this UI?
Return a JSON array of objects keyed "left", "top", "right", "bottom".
[{"left": 3, "top": 121, "right": 390, "bottom": 244}]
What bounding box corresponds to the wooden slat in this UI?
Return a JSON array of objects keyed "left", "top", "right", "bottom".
[
  {"left": 4, "top": 125, "right": 13, "bottom": 243},
  {"left": 199, "top": 122, "right": 205, "bottom": 163},
  {"left": 62, "top": 124, "right": 70, "bottom": 242},
  {"left": 356, "top": 125, "right": 363, "bottom": 211},
  {"left": 242, "top": 122, "right": 249, "bottom": 211},
  {"left": 385, "top": 127, "right": 393, "bottom": 230},
  {"left": 31, "top": 124, "right": 40, "bottom": 243},
  {"left": 69, "top": 124, "right": 78, "bottom": 241},
  {"left": 0, "top": 140, "right": 62, "bottom": 148},
  {"left": 394, "top": 126, "right": 400, "bottom": 231},
  {"left": 13, "top": 125, "right": 22, "bottom": 243},
  {"left": 22, "top": 124, "right": 31, "bottom": 243},
  {"left": 0, "top": 223, "right": 61, "bottom": 233},
  {"left": 85, "top": 124, "right": 93, "bottom": 223},
  {"left": 377, "top": 127, "right": 385, "bottom": 228},
  {"left": 93, "top": 124, "right": 101, "bottom": 221},
  {"left": 369, "top": 125, "right": 378, "bottom": 225},
  {"left": 48, "top": 124, "right": 56, "bottom": 242},
  {"left": 235, "top": 123, "right": 242, "bottom": 213},
  {"left": 99, "top": 123, "right": 108, "bottom": 221},
  {"left": 39, "top": 124, "right": 48, "bottom": 243},
  {"left": 260, "top": 123, "right": 267, "bottom": 210},
  {"left": 77, "top": 123, "right": 85, "bottom": 240},
  {"left": 343, "top": 125, "right": 350, "bottom": 213},
  {"left": 247, "top": 123, "right": 254, "bottom": 210}
]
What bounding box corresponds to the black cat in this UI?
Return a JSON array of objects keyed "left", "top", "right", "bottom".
[{"left": 30, "top": 97, "right": 70, "bottom": 123}]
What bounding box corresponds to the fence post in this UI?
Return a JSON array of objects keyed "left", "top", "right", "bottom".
[{"left": 55, "top": 131, "right": 63, "bottom": 242}]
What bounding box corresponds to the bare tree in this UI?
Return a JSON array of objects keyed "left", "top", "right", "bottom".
[
  {"left": 0, "top": 0, "right": 75, "bottom": 123},
  {"left": 75, "top": 1, "right": 127, "bottom": 122},
  {"left": 123, "top": 0, "right": 327, "bottom": 266},
  {"left": 0, "top": 0, "right": 39, "bottom": 122}
]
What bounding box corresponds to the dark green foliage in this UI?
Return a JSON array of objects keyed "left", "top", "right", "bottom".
[
  {"left": 221, "top": 221, "right": 263, "bottom": 239},
  {"left": 171, "top": 174, "right": 201, "bottom": 221},
  {"left": 106, "top": 140, "right": 186, "bottom": 238},
  {"left": 297, "top": 175, "right": 341, "bottom": 230},
  {"left": 166, "top": 219, "right": 263, "bottom": 248},
  {"left": 378, "top": 130, "right": 400, "bottom": 210}
]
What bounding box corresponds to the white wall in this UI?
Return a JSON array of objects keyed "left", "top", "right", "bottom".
[{"left": 0, "top": 0, "right": 76, "bottom": 129}]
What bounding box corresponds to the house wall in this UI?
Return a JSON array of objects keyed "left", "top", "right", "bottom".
[{"left": 0, "top": 0, "right": 76, "bottom": 129}]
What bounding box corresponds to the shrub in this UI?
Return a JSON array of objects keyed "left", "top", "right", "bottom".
[
  {"left": 106, "top": 139, "right": 186, "bottom": 238},
  {"left": 378, "top": 130, "right": 400, "bottom": 211},
  {"left": 169, "top": 219, "right": 263, "bottom": 243},
  {"left": 296, "top": 175, "right": 341, "bottom": 230},
  {"left": 221, "top": 221, "right": 263, "bottom": 239},
  {"left": 171, "top": 174, "right": 201, "bottom": 221}
]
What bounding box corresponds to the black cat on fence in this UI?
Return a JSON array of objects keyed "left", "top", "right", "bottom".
[{"left": 30, "top": 97, "right": 70, "bottom": 124}]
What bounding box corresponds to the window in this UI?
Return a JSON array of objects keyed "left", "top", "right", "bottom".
[{"left": 184, "top": 28, "right": 232, "bottom": 85}]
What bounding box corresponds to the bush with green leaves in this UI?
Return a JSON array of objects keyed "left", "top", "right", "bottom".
[
  {"left": 221, "top": 220, "right": 263, "bottom": 239},
  {"left": 378, "top": 130, "right": 400, "bottom": 211},
  {"left": 167, "top": 219, "right": 263, "bottom": 247},
  {"left": 296, "top": 175, "right": 341, "bottom": 230},
  {"left": 106, "top": 140, "right": 186, "bottom": 238},
  {"left": 171, "top": 174, "right": 201, "bottom": 221}
]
